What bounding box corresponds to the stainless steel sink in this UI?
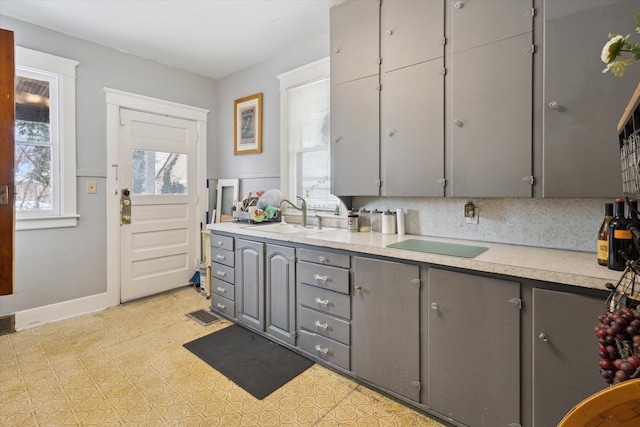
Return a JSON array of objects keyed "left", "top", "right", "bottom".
[{"left": 244, "top": 222, "right": 331, "bottom": 236}]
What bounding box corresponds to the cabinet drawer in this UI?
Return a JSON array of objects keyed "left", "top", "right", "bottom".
[
  {"left": 298, "top": 248, "right": 350, "bottom": 268},
  {"left": 298, "top": 283, "right": 351, "bottom": 320},
  {"left": 211, "top": 247, "right": 234, "bottom": 268},
  {"left": 211, "top": 277, "right": 235, "bottom": 300},
  {"left": 211, "top": 262, "right": 235, "bottom": 284},
  {"left": 298, "top": 329, "right": 350, "bottom": 370},
  {"left": 298, "top": 261, "right": 350, "bottom": 294},
  {"left": 210, "top": 234, "right": 234, "bottom": 251},
  {"left": 210, "top": 293, "right": 235, "bottom": 318},
  {"left": 299, "top": 306, "right": 350, "bottom": 345}
]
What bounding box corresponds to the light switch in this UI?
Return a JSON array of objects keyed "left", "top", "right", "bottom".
[{"left": 87, "top": 181, "right": 97, "bottom": 194}]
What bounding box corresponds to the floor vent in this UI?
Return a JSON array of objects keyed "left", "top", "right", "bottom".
[
  {"left": 186, "top": 310, "right": 221, "bottom": 326},
  {"left": 0, "top": 314, "right": 16, "bottom": 336}
]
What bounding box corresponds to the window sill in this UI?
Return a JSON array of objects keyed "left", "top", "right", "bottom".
[{"left": 16, "top": 215, "right": 80, "bottom": 231}]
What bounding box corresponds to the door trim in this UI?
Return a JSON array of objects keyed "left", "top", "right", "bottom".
[{"left": 105, "top": 88, "right": 209, "bottom": 306}]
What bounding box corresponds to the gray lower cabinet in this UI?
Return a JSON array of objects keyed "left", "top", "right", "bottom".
[
  {"left": 265, "top": 244, "right": 296, "bottom": 345},
  {"left": 296, "top": 248, "right": 351, "bottom": 370},
  {"left": 209, "top": 233, "right": 236, "bottom": 318},
  {"left": 426, "top": 268, "right": 521, "bottom": 426},
  {"left": 353, "top": 257, "right": 421, "bottom": 402},
  {"left": 531, "top": 288, "right": 606, "bottom": 426},
  {"left": 236, "top": 239, "right": 264, "bottom": 331}
]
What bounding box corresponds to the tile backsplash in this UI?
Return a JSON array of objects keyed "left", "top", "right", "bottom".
[{"left": 354, "top": 197, "right": 611, "bottom": 253}]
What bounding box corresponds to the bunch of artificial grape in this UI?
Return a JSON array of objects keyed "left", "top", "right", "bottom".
[{"left": 595, "top": 307, "right": 640, "bottom": 384}]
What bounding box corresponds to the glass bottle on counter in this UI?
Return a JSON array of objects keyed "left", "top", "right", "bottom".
[
  {"left": 608, "top": 198, "right": 631, "bottom": 271},
  {"left": 628, "top": 199, "right": 639, "bottom": 262},
  {"left": 598, "top": 202, "right": 614, "bottom": 266}
]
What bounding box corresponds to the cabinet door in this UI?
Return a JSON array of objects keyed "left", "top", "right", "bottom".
[
  {"left": 450, "top": 33, "right": 532, "bottom": 197},
  {"left": 382, "top": 59, "right": 444, "bottom": 196},
  {"left": 330, "top": 0, "right": 380, "bottom": 85},
  {"left": 353, "top": 257, "right": 420, "bottom": 401},
  {"left": 532, "top": 288, "right": 606, "bottom": 426},
  {"left": 265, "top": 244, "right": 296, "bottom": 345},
  {"left": 381, "top": 0, "right": 444, "bottom": 72},
  {"left": 236, "top": 239, "right": 264, "bottom": 331},
  {"left": 450, "top": 0, "right": 533, "bottom": 53},
  {"left": 331, "top": 75, "right": 380, "bottom": 196},
  {"left": 427, "top": 268, "right": 520, "bottom": 426},
  {"left": 543, "top": 0, "right": 640, "bottom": 197}
]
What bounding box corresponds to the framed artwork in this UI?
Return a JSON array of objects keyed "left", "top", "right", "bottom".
[{"left": 234, "top": 93, "right": 263, "bottom": 155}]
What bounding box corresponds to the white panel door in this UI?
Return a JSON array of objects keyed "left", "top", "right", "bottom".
[{"left": 119, "top": 108, "right": 198, "bottom": 302}]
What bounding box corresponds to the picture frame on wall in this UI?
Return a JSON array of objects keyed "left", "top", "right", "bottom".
[{"left": 234, "top": 93, "right": 262, "bottom": 155}]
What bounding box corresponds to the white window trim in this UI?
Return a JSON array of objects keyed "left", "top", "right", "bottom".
[
  {"left": 15, "top": 47, "right": 79, "bottom": 231},
  {"left": 278, "top": 57, "right": 340, "bottom": 215}
]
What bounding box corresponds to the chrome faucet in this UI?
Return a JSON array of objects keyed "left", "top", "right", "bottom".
[{"left": 280, "top": 196, "right": 307, "bottom": 227}]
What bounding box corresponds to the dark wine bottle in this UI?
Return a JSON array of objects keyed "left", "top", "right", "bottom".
[
  {"left": 608, "top": 198, "right": 631, "bottom": 271},
  {"left": 627, "top": 198, "right": 639, "bottom": 261},
  {"left": 598, "top": 202, "right": 614, "bottom": 266}
]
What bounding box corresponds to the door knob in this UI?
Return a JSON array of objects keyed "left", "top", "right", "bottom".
[{"left": 538, "top": 332, "right": 549, "bottom": 343}]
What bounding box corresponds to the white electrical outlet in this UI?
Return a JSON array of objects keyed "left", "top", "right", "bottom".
[
  {"left": 466, "top": 208, "right": 479, "bottom": 224},
  {"left": 87, "top": 181, "right": 97, "bottom": 194}
]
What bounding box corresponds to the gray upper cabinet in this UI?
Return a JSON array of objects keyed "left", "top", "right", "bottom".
[
  {"left": 265, "top": 244, "right": 296, "bottom": 345},
  {"left": 381, "top": 0, "right": 444, "bottom": 71},
  {"left": 542, "top": 0, "right": 640, "bottom": 197},
  {"left": 330, "top": 0, "right": 380, "bottom": 85},
  {"left": 380, "top": 0, "right": 445, "bottom": 197},
  {"left": 353, "top": 257, "right": 420, "bottom": 402},
  {"left": 427, "top": 268, "right": 520, "bottom": 426},
  {"left": 236, "top": 239, "right": 264, "bottom": 331},
  {"left": 532, "top": 288, "right": 606, "bottom": 426},
  {"left": 450, "top": 0, "right": 533, "bottom": 53},
  {"left": 449, "top": 33, "right": 533, "bottom": 197}
]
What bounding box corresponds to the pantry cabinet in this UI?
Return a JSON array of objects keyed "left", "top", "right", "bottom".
[
  {"left": 265, "top": 244, "right": 296, "bottom": 345},
  {"left": 426, "top": 268, "right": 521, "bottom": 426},
  {"left": 353, "top": 257, "right": 421, "bottom": 402},
  {"left": 531, "top": 288, "right": 606, "bottom": 426},
  {"left": 236, "top": 239, "right": 264, "bottom": 330},
  {"left": 542, "top": 0, "right": 640, "bottom": 197}
]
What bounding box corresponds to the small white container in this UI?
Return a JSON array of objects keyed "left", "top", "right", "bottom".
[
  {"left": 381, "top": 211, "right": 397, "bottom": 234},
  {"left": 396, "top": 208, "right": 405, "bottom": 236}
]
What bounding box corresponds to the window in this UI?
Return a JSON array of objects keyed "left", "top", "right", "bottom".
[
  {"left": 278, "top": 58, "right": 340, "bottom": 213},
  {"left": 15, "top": 47, "right": 78, "bottom": 230}
]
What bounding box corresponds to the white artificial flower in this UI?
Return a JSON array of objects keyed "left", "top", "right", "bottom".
[{"left": 601, "top": 35, "right": 624, "bottom": 63}]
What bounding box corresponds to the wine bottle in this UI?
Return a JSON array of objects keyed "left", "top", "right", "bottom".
[
  {"left": 628, "top": 198, "right": 639, "bottom": 261},
  {"left": 608, "top": 198, "right": 631, "bottom": 271},
  {"left": 598, "top": 202, "right": 614, "bottom": 266}
]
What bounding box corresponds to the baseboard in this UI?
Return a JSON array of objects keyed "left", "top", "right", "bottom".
[{"left": 15, "top": 292, "right": 116, "bottom": 331}]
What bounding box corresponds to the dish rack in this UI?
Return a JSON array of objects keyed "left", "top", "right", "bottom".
[{"left": 619, "top": 82, "right": 640, "bottom": 195}]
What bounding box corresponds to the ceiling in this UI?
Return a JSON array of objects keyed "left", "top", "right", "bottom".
[{"left": 0, "top": 0, "right": 344, "bottom": 80}]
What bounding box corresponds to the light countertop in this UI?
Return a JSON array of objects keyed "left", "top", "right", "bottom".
[{"left": 207, "top": 221, "right": 622, "bottom": 292}]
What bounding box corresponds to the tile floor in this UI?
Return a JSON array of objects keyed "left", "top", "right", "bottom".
[{"left": 0, "top": 287, "right": 448, "bottom": 426}]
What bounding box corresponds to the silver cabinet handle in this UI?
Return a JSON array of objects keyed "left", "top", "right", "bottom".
[
  {"left": 334, "top": 47, "right": 340, "bottom": 54},
  {"left": 431, "top": 302, "right": 438, "bottom": 310},
  {"left": 216, "top": 240, "right": 223, "bottom": 246},
  {"left": 318, "top": 256, "right": 326, "bottom": 262},
  {"left": 454, "top": 119, "right": 464, "bottom": 127},
  {"left": 216, "top": 254, "right": 225, "bottom": 260},
  {"left": 355, "top": 286, "right": 362, "bottom": 292},
  {"left": 538, "top": 332, "right": 549, "bottom": 343},
  {"left": 314, "top": 321, "right": 329, "bottom": 330},
  {"left": 216, "top": 271, "right": 226, "bottom": 277},
  {"left": 386, "top": 29, "right": 393, "bottom": 36},
  {"left": 315, "top": 345, "right": 329, "bottom": 354},
  {"left": 314, "top": 274, "right": 328, "bottom": 282},
  {"left": 386, "top": 129, "right": 394, "bottom": 137},
  {"left": 216, "top": 287, "right": 226, "bottom": 293},
  {"left": 315, "top": 298, "right": 329, "bottom": 306},
  {"left": 548, "top": 101, "right": 558, "bottom": 109},
  {"left": 454, "top": 1, "right": 464, "bottom": 9},
  {"left": 216, "top": 303, "right": 226, "bottom": 309},
  {"left": 332, "top": 136, "right": 342, "bottom": 143}
]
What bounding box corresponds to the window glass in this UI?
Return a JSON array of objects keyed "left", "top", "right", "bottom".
[
  {"left": 131, "top": 150, "right": 188, "bottom": 195},
  {"left": 15, "top": 74, "right": 55, "bottom": 213}
]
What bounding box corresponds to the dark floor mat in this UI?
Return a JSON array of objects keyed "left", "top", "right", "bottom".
[{"left": 183, "top": 324, "right": 314, "bottom": 399}]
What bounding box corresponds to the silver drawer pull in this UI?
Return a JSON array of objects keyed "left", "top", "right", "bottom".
[
  {"left": 216, "top": 271, "right": 226, "bottom": 276},
  {"left": 314, "top": 274, "right": 328, "bottom": 282},
  {"left": 318, "top": 256, "right": 326, "bottom": 262},
  {"left": 216, "top": 303, "right": 226, "bottom": 309},
  {"left": 216, "top": 240, "right": 223, "bottom": 245},
  {"left": 314, "top": 344, "right": 329, "bottom": 354},
  {"left": 314, "top": 321, "right": 328, "bottom": 330},
  {"left": 314, "top": 298, "right": 329, "bottom": 306},
  {"left": 216, "top": 254, "right": 225, "bottom": 260},
  {"left": 431, "top": 302, "right": 438, "bottom": 310},
  {"left": 216, "top": 287, "right": 226, "bottom": 293}
]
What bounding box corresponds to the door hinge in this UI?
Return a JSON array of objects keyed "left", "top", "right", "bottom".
[
  {"left": 411, "top": 381, "right": 421, "bottom": 391},
  {"left": 411, "top": 278, "right": 421, "bottom": 288},
  {"left": 522, "top": 176, "right": 535, "bottom": 185},
  {"left": 508, "top": 298, "right": 522, "bottom": 310}
]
